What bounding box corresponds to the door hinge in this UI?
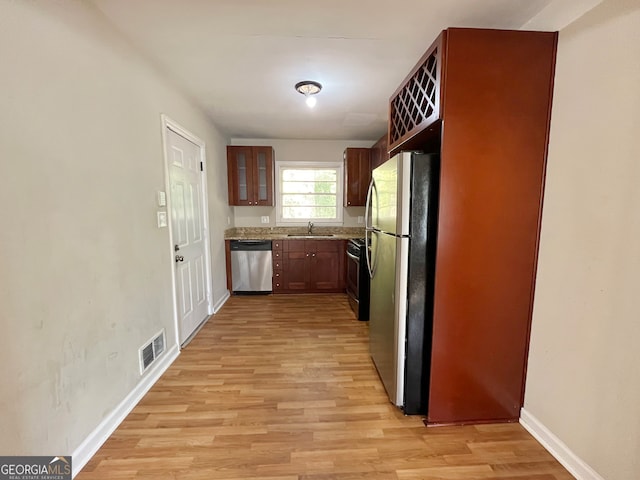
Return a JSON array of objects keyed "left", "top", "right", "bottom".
[{"left": 200, "top": 162, "right": 203, "bottom": 172}]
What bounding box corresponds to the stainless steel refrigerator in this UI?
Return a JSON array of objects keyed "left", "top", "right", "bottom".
[{"left": 365, "top": 151, "right": 439, "bottom": 415}]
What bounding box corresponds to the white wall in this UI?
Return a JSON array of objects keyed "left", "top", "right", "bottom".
[
  {"left": 230, "top": 138, "right": 375, "bottom": 227},
  {"left": 0, "top": 0, "right": 230, "bottom": 459},
  {"left": 525, "top": 1, "right": 640, "bottom": 479}
]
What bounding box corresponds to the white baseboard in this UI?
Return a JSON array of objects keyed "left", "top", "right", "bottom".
[
  {"left": 72, "top": 344, "right": 180, "bottom": 478},
  {"left": 212, "top": 290, "right": 230, "bottom": 314},
  {"left": 520, "top": 408, "right": 605, "bottom": 480}
]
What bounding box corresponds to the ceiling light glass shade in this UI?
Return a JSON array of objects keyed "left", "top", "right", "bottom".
[{"left": 295, "top": 81, "right": 322, "bottom": 108}]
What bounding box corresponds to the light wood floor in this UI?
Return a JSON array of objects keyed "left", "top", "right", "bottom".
[{"left": 78, "top": 294, "right": 573, "bottom": 480}]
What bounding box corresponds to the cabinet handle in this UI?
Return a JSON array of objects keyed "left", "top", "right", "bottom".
[
  {"left": 312, "top": 253, "right": 316, "bottom": 257},
  {"left": 306, "top": 253, "right": 309, "bottom": 257}
]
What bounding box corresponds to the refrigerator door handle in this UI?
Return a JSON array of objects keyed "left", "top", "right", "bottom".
[
  {"left": 368, "top": 231, "right": 380, "bottom": 279},
  {"left": 365, "top": 229, "right": 372, "bottom": 278},
  {"left": 365, "top": 178, "right": 377, "bottom": 278},
  {"left": 364, "top": 177, "right": 376, "bottom": 231},
  {"left": 365, "top": 230, "right": 372, "bottom": 278}
]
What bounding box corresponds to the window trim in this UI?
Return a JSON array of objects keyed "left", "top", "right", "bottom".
[{"left": 275, "top": 161, "right": 344, "bottom": 226}]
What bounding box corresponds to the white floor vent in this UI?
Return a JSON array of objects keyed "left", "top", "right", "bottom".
[{"left": 139, "top": 329, "right": 166, "bottom": 374}]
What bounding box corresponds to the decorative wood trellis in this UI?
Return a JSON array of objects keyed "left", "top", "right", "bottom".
[{"left": 389, "top": 49, "right": 439, "bottom": 147}]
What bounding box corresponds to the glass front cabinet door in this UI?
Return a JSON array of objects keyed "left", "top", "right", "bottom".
[{"left": 227, "top": 146, "right": 274, "bottom": 206}]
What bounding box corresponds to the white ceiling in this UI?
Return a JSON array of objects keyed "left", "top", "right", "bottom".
[{"left": 88, "top": 0, "right": 598, "bottom": 141}]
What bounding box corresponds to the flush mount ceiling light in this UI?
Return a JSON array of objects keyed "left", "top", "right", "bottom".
[{"left": 295, "top": 80, "right": 322, "bottom": 108}]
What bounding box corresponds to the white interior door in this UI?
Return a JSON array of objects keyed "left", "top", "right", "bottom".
[{"left": 165, "top": 127, "right": 210, "bottom": 344}]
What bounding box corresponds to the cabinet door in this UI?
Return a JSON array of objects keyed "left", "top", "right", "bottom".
[
  {"left": 283, "top": 240, "right": 308, "bottom": 291},
  {"left": 344, "top": 148, "right": 372, "bottom": 207},
  {"left": 227, "top": 145, "right": 274, "bottom": 206},
  {"left": 227, "top": 146, "right": 254, "bottom": 206},
  {"left": 371, "top": 135, "right": 389, "bottom": 170},
  {"left": 309, "top": 241, "right": 342, "bottom": 291},
  {"left": 252, "top": 147, "right": 274, "bottom": 206}
]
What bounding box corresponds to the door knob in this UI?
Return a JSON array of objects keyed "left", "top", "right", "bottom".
[{"left": 175, "top": 255, "right": 184, "bottom": 263}]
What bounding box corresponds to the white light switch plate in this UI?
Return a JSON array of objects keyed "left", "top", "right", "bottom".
[
  {"left": 157, "top": 191, "right": 166, "bottom": 207},
  {"left": 157, "top": 211, "right": 168, "bottom": 228},
  {"left": 357, "top": 216, "right": 364, "bottom": 224},
  {"left": 261, "top": 216, "right": 270, "bottom": 224}
]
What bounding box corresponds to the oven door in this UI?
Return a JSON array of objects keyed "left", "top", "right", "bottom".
[{"left": 346, "top": 247, "right": 360, "bottom": 314}]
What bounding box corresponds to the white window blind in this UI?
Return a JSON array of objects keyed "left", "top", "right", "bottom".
[{"left": 276, "top": 162, "right": 343, "bottom": 224}]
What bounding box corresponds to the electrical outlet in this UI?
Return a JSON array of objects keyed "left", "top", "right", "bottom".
[
  {"left": 261, "top": 216, "right": 270, "bottom": 224},
  {"left": 357, "top": 216, "right": 364, "bottom": 224}
]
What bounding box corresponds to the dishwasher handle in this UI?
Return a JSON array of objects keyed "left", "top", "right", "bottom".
[{"left": 230, "top": 240, "right": 272, "bottom": 251}]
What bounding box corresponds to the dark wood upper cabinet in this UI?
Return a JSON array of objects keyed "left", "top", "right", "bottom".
[
  {"left": 388, "top": 28, "right": 558, "bottom": 425},
  {"left": 227, "top": 146, "right": 274, "bottom": 206},
  {"left": 343, "top": 148, "right": 371, "bottom": 207},
  {"left": 370, "top": 135, "right": 389, "bottom": 170}
]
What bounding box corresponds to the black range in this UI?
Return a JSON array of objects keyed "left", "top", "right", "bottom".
[{"left": 346, "top": 238, "right": 370, "bottom": 321}]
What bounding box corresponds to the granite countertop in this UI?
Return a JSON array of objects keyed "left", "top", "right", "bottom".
[{"left": 224, "top": 226, "right": 365, "bottom": 240}]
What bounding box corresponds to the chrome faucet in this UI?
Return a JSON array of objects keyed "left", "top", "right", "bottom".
[{"left": 308, "top": 221, "right": 314, "bottom": 234}]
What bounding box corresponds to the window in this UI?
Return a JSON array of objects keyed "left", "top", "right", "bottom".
[{"left": 276, "top": 161, "right": 343, "bottom": 225}]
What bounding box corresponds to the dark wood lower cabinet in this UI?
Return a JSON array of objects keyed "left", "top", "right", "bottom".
[
  {"left": 226, "top": 238, "right": 345, "bottom": 294},
  {"left": 278, "top": 239, "right": 345, "bottom": 293},
  {"left": 282, "top": 240, "right": 308, "bottom": 291},
  {"left": 225, "top": 240, "right": 232, "bottom": 292},
  {"left": 311, "top": 242, "right": 344, "bottom": 290},
  {"left": 272, "top": 240, "right": 284, "bottom": 292}
]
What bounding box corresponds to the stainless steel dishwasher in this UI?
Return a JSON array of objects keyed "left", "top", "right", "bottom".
[{"left": 230, "top": 240, "right": 273, "bottom": 294}]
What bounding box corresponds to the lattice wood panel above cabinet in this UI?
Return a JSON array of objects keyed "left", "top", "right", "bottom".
[{"left": 388, "top": 33, "right": 445, "bottom": 153}]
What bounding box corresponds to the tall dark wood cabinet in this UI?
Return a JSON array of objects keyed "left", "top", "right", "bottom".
[
  {"left": 227, "top": 146, "right": 274, "bottom": 206},
  {"left": 389, "top": 28, "right": 558, "bottom": 425}
]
